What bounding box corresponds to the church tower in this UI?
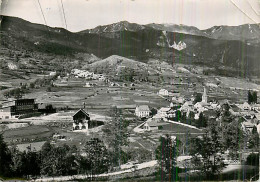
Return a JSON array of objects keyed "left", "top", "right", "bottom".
[{"left": 202, "top": 87, "right": 207, "bottom": 103}]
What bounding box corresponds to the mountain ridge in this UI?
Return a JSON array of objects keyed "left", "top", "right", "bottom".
[{"left": 1, "top": 15, "right": 260, "bottom": 78}]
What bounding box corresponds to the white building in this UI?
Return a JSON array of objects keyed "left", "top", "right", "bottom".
[
  {"left": 135, "top": 105, "right": 150, "bottom": 118},
  {"left": 0, "top": 107, "right": 16, "bottom": 120},
  {"left": 158, "top": 89, "right": 169, "bottom": 96}
]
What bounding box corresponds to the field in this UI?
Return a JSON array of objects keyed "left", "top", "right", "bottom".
[{"left": 3, "top": 125, "right": 52, "bottom": 143}]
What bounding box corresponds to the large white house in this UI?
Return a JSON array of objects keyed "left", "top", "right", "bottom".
[{"left": 135, "top": 105, "right": 150, "bottom": 118}]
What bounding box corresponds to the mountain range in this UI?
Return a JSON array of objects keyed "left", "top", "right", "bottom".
[{"left": 1, "top": 15, "right": 260, "bottom": 77}]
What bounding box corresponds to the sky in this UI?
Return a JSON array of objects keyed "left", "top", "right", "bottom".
[{"left": 1, "top": 0, "right": 260, "bottom": 32}]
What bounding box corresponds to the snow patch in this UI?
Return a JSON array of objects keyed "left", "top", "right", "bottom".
[{"left": 170, "top": 41, "right": 186, "bottom": 51}]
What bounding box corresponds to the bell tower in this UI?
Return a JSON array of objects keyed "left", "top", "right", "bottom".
[{"left": 202, "top": 87, "right": 207, "bottom": 103}]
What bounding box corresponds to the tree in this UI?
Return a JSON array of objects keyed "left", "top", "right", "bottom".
[
  {"left": 248, "top": 90, "right": 257, "bottom": 104},
  {"left": 46, "top": 87, "right": 51, "bottom": 92},
  {"left": 246, "top": 153, "right": 259, "bottom": 166},
  {"left": 188, "top": 111, "right": 195, "bottom": 120},
  {"left": 40, "top": 143, "right": 78, "bottom": 176},
  {"left": 248, "top": 126, "right": 259, "bottom": 150},
  {"left": 81, "top": 138, "right": 110, "bottom": 176},
  {"left": 29, "top": 82, "right": 35, "bottom": 89},
  {"left": 197, "top": 113, "right": 207, "bottom": 128},
  {"left": 107, "top": 107, "right": 129, "bottom": 167},
  {"left": 0, "top": 133, "right": 11, "bottom": 177},
  {"left": 21, "top": 150, "right": 41, "bottom": 177},
  {"left": 175, "top": 110, "right": 182, "bottom": 121},
  {"left": 252, "top": 91, "right": 257, "bottom": 104},
  {"left": 193, "top": 92, "right": 202, "bottom": 104},
  {"left": 150, "top": 108, "right": 157, "bottom": 116},
  {"left": 222, "top": 120, "right": 244, "bottom": 160},
  {"left": 155, "top": 135, "right": 179, "bottom": 181},
  {"left": 9, "top": 146, "right": 23, "bottom": 177},
  {"left": 190, "top": 122, "right": 225, "bottom": 179}
]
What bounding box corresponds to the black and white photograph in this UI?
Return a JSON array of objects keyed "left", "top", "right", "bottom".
[{"left": 0, "top": 0, "right": 260, "bottom": 181}]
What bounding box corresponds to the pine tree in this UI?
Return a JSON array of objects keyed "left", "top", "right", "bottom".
[
  {"left": 156, "top": 135, "right": 179, "bottom": 181},
  {"left": 108, "top": 107, "right": 129, "bottom": 167},
  {"left": 252, "top": 91, "right": 257, "bottom": 104},
  {"left": 248, "top": 90, "right": 253, "bottom": 104},
  {"left": 0, "top": 134, "right": 11, "bottom": 177}
]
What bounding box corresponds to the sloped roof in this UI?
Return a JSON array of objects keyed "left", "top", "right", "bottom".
[
  {"left": 136, "top": 105, "right": 150, "bottom": 112},
  {"left": 73, "top": 109, "right": 89, "bottom": 117},
  {"left": 145, "top": 121, "right": 168, "bottom": 127},
  {"left": 243, "top": 102, "right": 251, "bottom": 108},
  {"left": 159, "top": 107, "right": 171, "bottom": 112}
]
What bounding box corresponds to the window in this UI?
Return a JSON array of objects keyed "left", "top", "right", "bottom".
[{"left": 5, "top": 116, "right": 9, "bottom": 119}]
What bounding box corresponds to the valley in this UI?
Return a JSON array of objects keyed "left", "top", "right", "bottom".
[{"left": 0, "top": 15, "right": 260, "bottom": 181}]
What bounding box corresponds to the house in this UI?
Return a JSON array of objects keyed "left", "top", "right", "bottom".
[
  {"left": 0, "top": 99, "right": 38, "bottom": 119},
  {"left": 177, "top": 97, "right": 185, "bottom": 104},
  {"left": 84, "top": 82, "right": 92, "bottom": 88},
  {"left": 72, "top": 109, "right": 90, "bottom": 130},
  {"left": 0, "top": 107, "right": 16, "bottom": 120},
  {"left": 252, "top": 104, "right": 260, "bottom": 112},
  {"left": 172, "top": 96, "right": 178, "bottom": 103},
  {"left": 229, "top": 104, "right": 242, "bottom": 116},
  {"left": 143, "top": 118, "right": 168, "bottom": 131},
  {"left": 99, "top": 76, "right": 106, "bottom": 81},
  {"left": 241, "top": 121, "right": 255, "bottom": 133},
  {"left": 194, "top": 102, "right": 208, "bottom": 113},
  {"left": 49, "top": 71, "right": 57, "bottom": 76},
  {"left": 158, "top": 89, "right": 169, "bottom": 96},
  {"left": 166, "top": 108, "right": 176, "bottom": 118},
  {"left": 239, "top": 102, "right": 251, "bottom": 111},
  {"left": 158, "top": 107, "right": 171, "bottom": 118},
  {"left": 135, "top": 105, "right": 150, "bottom": 118}
]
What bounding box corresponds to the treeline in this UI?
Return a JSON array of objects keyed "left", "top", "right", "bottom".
[
  {"left": 175, "top": 110, "right": 208, "bottom": 128},
  {"left": 0, "top": 135, "right": 110, "bottom": 179}
]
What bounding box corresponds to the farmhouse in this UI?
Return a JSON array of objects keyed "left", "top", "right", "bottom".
[
  {"left": 72, "top": 109, "right": 90, "bottom": 130},
  {"left": 0, "top": 99, "right": 38, "bottom": 119},
  {"left": 135, "top": 105, "right": 150, "bottom": 118},
  {"left": 158, "top": 89, "right": 169, "bottom": 96}
]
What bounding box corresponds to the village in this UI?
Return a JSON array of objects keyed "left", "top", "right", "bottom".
[{"left": 0, "top": 60, "right": 260, "bottom": 180}]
